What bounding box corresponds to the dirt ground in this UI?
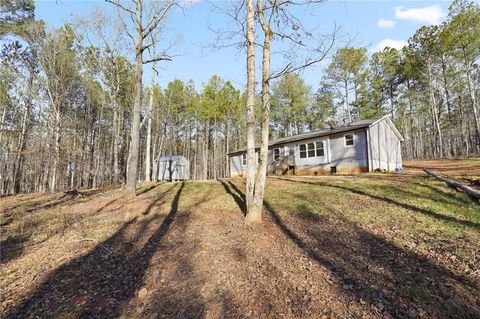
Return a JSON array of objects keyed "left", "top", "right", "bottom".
[{"left": 1, "top": 159, "right": 479, "bottom": 318}]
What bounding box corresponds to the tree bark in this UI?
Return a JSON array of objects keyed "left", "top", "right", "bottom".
[
  {"left": 145, "top": 84, "right": 154, "bottom": 182},
  {"left": 423, "top": 169, "right": 480, "bottom": 201},
  {"left": 440, "top": 56, "right": 454, "bottom": 156},
  {"left": 245, "top": 0, "right": 256, "bottom": 215},
  {"left": 13, "top": 71, "right": 34, "bottom": 193},
  {"left": 426, "top": 58, "right": 443, "bottom": 158},
  {"left": 462, "top": 47, "right": 480, "bottom": 145},
  {"left": 345, "top": 79, "right": 351, "bottom": 123},
  {"left": 50, "top": 106, "right": 61, "bottom": 192},
  {"left": 112, "top": 102, "right": 120, "bottom": 183},
  {"left": 245, "top": 0, "right": 272, "bottom": 225},
  {"left": 126, "top": 1, "right": 144, "bottom": 195}
]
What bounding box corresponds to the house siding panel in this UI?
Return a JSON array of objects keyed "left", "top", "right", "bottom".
[
  {"left": 285, "top": 130, "right": 367, "bottom": 175},
  {"left": 228, "top": 116, "right": 402, "bottom": 177},
  {"left": 369, "top": 118, "right": 402, "bottom": 172}
]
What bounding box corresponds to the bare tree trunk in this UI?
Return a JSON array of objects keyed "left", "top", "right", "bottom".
[
  {"left": 345, "top": 80, "right": 351, "bottom": 123},
  {"left": 427, "top": 58, "right": 443, "bottom": 158},
  {"left": 113, "top": 103, "right": 120, "bottom": 183},
  {"left": 126, "top": 3, "right": 144, "bottom": 195},
  {"left": 441, "top": 57, "right": 454, "bottom": 156},
  {"left": 50, "top": 106, "right": 61, "bottom": 192},
  {"left": 213, "top": 117, "right": 217, "bottom": 179},
  {"left": 145, "top": 84, "right": 154, "bottom": 182},
  {"left": 203, "top": 123, "right": 209, "bottom": 179},
  {"left": 71, "top": 122, "right": 77, "bottom": 190},
  {"left": 13, "top": 72, "right": 34, "bottom": 193},
  {"left": 194, "top": 119, "right": 199, "bottom": 179},
  {"left": 459, "top": 95, "right": 469, "bottom": 156},
  {"left": 245, "top": 0, "right": 257, "bottom": 214},
  {"left": 245, "top": 0, "right": 272, "bottom": 225},
  {"left": 0, "top": 103, "right": 6, "bottom": 146},
  {"left": 225, "top": 121, "right": 229, "bottom": 178},
  {"left": 463, "top": 48, "right": 480, "bottom": 144}
]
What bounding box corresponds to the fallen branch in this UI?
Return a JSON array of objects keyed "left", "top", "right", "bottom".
[
  {"left": 423, "top": 169, "right": 480, "bottom": 202},
  {"left": 64, "top": 189, "right": 83, "bottom": 198}
]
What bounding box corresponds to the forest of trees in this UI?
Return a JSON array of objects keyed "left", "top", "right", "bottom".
[{"left": 1, "top": 0, "right": 479, "bottom": 196}]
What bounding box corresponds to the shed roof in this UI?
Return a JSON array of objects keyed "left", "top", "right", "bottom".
[{"left": 228, "top": 116, "right": 400, "bottom": 156}]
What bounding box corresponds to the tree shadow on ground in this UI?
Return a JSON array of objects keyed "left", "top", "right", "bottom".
[
  {"left": 1, "top": 193, "right": 129, "bottom": 265},
  {"left": 222, "top": 180, "right": 479, "bottom": 318},
  {"left": 3, "top": 182, "right": 204, "bottom": 318},
  {"left": 265, "top": 200, "right": 479, "bottom": 318},
  {"left": 218, "top": 179, "right": 246, "bottom": 215},
  {"left": 0, "top": 183, "right": 168, "bottom": 265},
  {"left": 281, "top": 178, "right": 480, "bottom": 231},
  {"left": 136, "top": 182, "right": 164, "bottom": 196},
  {"left": 0, "top": 233, "right": 34, "bottom": 264}
]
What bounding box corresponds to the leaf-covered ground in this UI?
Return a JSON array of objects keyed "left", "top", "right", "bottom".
[{"left": 1, "top": 159, "right": 479, "bottom": 318}]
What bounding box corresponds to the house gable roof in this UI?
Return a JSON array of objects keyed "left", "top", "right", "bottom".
[{"left": 228, "top": 115, "right": 402, "bottom": 156}]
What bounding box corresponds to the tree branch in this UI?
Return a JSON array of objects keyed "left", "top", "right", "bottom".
[
  {"left": 143, "top": 55, "right": 172, "bottom": 64},
  {"left": 105, "top": 0, "right": 135, "bottom": 16},
  {"left": 142, "top": 0, "right": 178, "bottom": 39}
]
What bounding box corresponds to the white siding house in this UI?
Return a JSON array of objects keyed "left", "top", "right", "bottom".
[{"left": 228, "top": 116, "right": 403, "bottom": 177}]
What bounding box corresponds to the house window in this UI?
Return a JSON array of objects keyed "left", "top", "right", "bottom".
[
  {"left": 300, "top": 144, "right": 307, "bottom": 158},
  {"left": 299, "top": 141, "right": 325, "bottom": 158},
  {"left": 274, "top": 148, "right": 281, "bottom": 161},
  {"left": 242, "top": 154, "right": 246, "bottom": 166},
  {"left": 307, "top": 143, "right": 315, "bottom": 157},
  {"left": 345, "top": 134, "right": 355, "bottom": 147},
  {"left": 316, "top": 141, "right": 324, "bottom": 156}
]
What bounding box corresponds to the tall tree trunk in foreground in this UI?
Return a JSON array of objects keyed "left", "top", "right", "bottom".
[
  {"left": 245, "top": 0, "right": 271, "bottom": 224},
  {"left": 107, "top": 0, "right": 176, "bottom": 195},
  {"left": 245, "top": 0, "right": 257, "bottom": 216},
  {"left": 126, "top": 6, "right": 143, "bottom": 194}
]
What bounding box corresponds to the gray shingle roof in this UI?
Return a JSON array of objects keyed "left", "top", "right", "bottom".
[{"left": 228, "top": 116, "right": 384, "bottom": 155}]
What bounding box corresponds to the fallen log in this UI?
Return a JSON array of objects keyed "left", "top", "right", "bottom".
[
  {"left": 423, "top": 169, "right": 480, "bottom": 201},
  {"left": 64, "top": 189, "right": 83, "bottom": 198}
]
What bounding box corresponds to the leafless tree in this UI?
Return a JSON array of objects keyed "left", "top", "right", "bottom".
[{"left": 105, "top": 0, "right": 178, "bottom": 195}]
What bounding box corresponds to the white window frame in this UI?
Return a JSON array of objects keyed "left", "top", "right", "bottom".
[
  {"left": 241, "top": 154, "right": 247, "bottom": 166},
  {"left": 316, "top": 141, "right": 325, "bottom": 157},
  {"left": 299, "top": 144, "right": 307, "bottom": 159},
  {"left": 273, "top": 148, "right": 282, "bottom": 161},
  {"left": 299, "top": 141, "right": 326, "bottom": 159},
  {"left": 344, "top": 133, "right": 355, "bottom": 147}
]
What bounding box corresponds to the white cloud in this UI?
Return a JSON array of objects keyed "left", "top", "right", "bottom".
[
  {"left": 377, "top": 18, "right": 396, "bottom": 29},
  {"left": 372, "top": 39, "right": 408, "bottom": 52},
  {"left": 394, "top": 5, "right": 446, "bottom": 25}
]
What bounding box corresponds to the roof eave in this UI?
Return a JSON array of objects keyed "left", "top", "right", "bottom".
[
  {"left": 368, "top": 115, "right": 404, "bottom": 142},
  {"left": 227, "top": 125, "right": 370, "bottom": 156}
]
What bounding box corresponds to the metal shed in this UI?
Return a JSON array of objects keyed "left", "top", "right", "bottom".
[{"left": 153, "top": 156, "right": 190, "bottom": 181}]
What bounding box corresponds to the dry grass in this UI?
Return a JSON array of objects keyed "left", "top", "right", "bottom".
[{"left": 1, "top": 159, "right": 479, "bottom": 318}]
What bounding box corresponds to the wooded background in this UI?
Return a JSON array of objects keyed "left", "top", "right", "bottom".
[{"left": 1, "top": 0, "right": 479, "bottom": 196}]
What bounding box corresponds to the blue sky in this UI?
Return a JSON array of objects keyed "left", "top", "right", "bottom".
[{"left": 35, "top": 0, "right": 453, "bottom": 91}]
